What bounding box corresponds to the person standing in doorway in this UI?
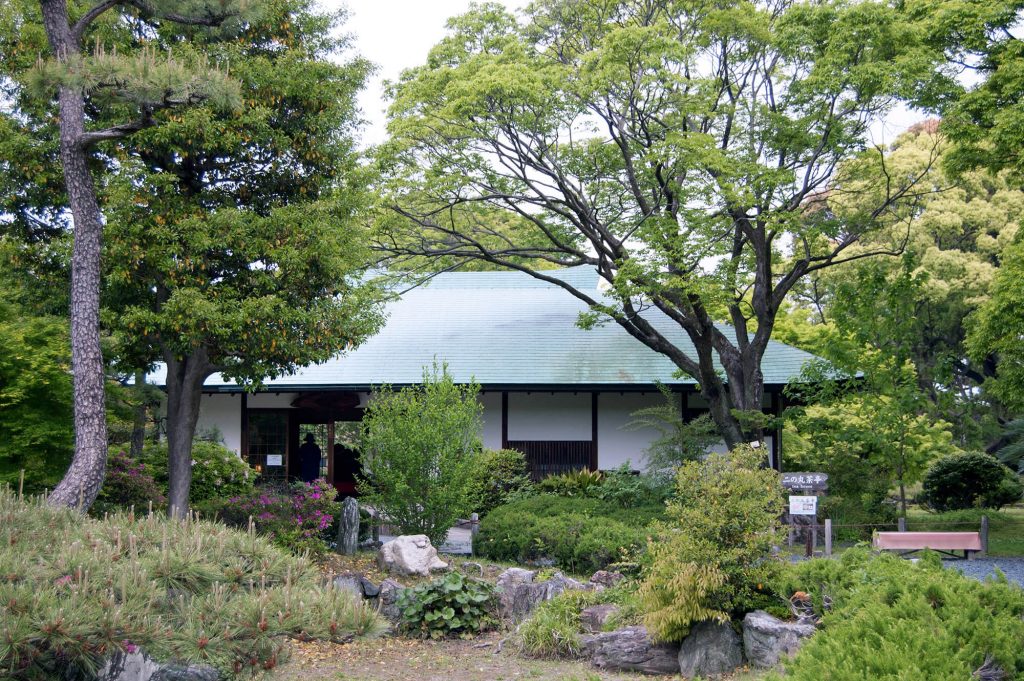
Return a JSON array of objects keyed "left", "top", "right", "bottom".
[{"left": 298, "top": 433, "right": 322, "bottom": 482}]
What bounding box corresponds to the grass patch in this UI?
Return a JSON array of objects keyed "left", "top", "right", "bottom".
[{"left": 0, "top": 486, "right": 384, "bottom": 679}]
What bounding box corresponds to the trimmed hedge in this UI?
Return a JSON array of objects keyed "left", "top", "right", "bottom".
[{"left": 473, "top": 494, "right": 664, "bottom": 573}]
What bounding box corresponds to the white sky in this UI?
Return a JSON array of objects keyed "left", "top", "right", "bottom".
[{"left": 326, "top": 0, "right": 924, "bottom": 148}]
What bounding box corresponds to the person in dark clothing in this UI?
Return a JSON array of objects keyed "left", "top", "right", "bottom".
[{"left": 298, "top": 433, "right": 322, "bottom": 482}]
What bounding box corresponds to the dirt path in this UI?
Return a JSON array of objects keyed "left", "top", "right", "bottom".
[{"left": 279, "top": 632, "right": 665, "bottom": 681}]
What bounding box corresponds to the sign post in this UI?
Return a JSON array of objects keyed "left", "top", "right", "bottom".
[{"left": 781, "top": 473, "right": 828, "bottom": 557}]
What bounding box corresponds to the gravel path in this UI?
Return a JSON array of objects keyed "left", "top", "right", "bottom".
[{"left": 944, "top": 557, "right": 1024, "bottom": 587}]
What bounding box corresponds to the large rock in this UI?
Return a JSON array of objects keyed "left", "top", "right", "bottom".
[
  {"left": 742, "top": 610, "right": 816, "bottom": 668},
  {"left": 581, "top": 626, "right": 680, "bottom": 675},
  {"left": 332, "top": 572, "right": 364, "bottom": 597},
  {"left": 376, "top": 578, "right": 405, "bottom": 623},
  {"left": 377, "top": 535, "right": 448, "bottom": 577},
  {"left": 80, "top": 649, "right": 218, "bottom": 681},
  {"left": 677, "top": 621, "right": 743, "bottom": 679},
  {"left": 495, "top": 568, "right": 588, "bottom": 622},
  {"left": 580, "top": 604, "right": 620, "bottom": 633},
  {"left": 336, "top": 496, "right": 360, "bottom": 556},
  {"left": 588, "top": 570, "right": 625, "bottom": 589}
]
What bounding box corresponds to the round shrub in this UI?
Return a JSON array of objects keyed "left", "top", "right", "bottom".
[
  {"left": 474, "top": 494, "right": 660, "bottom": 573},
  {"left": 93, "top": 449, "right": 166, "bottom": 515},
  {"left": 141, "top": 440, "right": 257, "bottom": 504},
  {"left": 920, "top": 451, "right": 1023, "bottom": 512}
]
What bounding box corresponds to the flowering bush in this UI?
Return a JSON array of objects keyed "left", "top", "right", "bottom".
[
  {"left": 94, "top": 449, "right": 166, "bottom": 515},
  {"left": 141, "top": 440, "right": 257, "bottom": 504},
  {"left": 202, "top": 479, "right": 340, "bottom": 556}
]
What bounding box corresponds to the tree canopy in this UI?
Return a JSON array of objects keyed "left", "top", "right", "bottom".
[{"left": 376, "top": 0, "right": 952, "bottom": 446}]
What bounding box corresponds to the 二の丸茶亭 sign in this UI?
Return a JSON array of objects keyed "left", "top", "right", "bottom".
[
  {"left": 266, "top": 454, "right": 283, "bottom": 467},
  {"left": 789, "top": 495, "right": 817, "bottom": 516}
]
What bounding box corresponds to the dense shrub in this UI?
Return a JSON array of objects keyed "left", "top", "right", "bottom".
[
  {"left": 93, "top": 449, "right": 166, "bottom": 515},
  {"left": 141, "top": 440, "right": 257, "bottom": 504},
  {"left": 920, "top": 451, "right": 1023, "bottom": 511},
  {"left": 397, "top": 571, "right": 496, "bottom": 639},
  {"left": 639, "top": 445, "right": 786, "bottom": 642},
  {"left": 474, "top": 448, "right": 535, "bottom": 515},
  {"left": 769, "top": 548, "right": 1024, "bottom": 681},
  {"left": 198, "top": 479, "right": 340, "bottom": 556},
  {"left": 474, "top": 494, "right": 663, "bottom": 573},
  {"left": 0, "top": 486, "right": 382, "bottom": 679},
  {"left": 592, "top": 464, "right": 674, "bottom": 508},
  {"left": 358, "top": 364, "right": 483, "bottom": 545}
]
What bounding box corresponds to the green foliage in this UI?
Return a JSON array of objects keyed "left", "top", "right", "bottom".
[
  {"left": 995, "top": 417, "right": 1024, "bottom": 474},
  {"left": 474, "top": 494, "right": 662, "bottom": 574},
  {"left": 358, "top": 364, "right": 484, "bottom": 546},
  {"left": 968, "top": 239, "right": 1024, "bottom": 415},
  {"left": 0, "top": 303, "right": 73, "bottom": 493},
  {"left": 377, "top": 0, "right": 953, "bottom": 445},
  {"left": 537, "top": 469, "right": 605, "bottom": 496},
  {"left": 140, "top": 440, "right": 257, "bottom": 505},
  {"left": 592, "top": 464, "right": 673, "bottom": 508},
  {"left": 786, "top": 341, "right": 960, "bottom": 515},
  {"left": 473, "top": 448, "right": 536, "bottom": 516},
  {"left": 0, "top": 486, "right": 383, "bottom": 679},
  {"left": 920, "top": 451, "right": 1023, "bottom": 511},
  {"left": 93, "top": 449, "right": 166, "bottom": 516},
  {"left": 197, "top": 479, "right": 340, "bottom": 557},
  {"left": 397, "top": 571, "right": 496, "bottom": 639},
  {"left": 625, "top": 384, "right": 719, "bottom": 473},
  {"left": 769, "top": 547, "right": 1024, "bottom": 680},
  {"left": 640, "top": 446, "right": 785, "bottom": 642}
]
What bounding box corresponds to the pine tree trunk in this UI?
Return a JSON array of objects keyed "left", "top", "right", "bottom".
[
  {"left": 164, "top": 351, "right": 211, "bottom": 518},
  {"left": 40, "top": 0, "right": 109, "bottom": 511}
]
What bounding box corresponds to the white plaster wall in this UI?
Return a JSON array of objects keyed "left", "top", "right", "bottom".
[
  {"left": 687, "top": 392, "right": 773, "bottom": 408},
  {"left": 247, "top": 392, "right": 299, "bottom": 409},
  {"left": 507, "top": 392, "right": 590, "bottom": 441},
  {"left": 479, "top": 392, "right": 502, "bottom": 450},
  {"left": 197, "top": 394, "right": 242, "bottom": 456},
  {"left": 596, "top": 392, "right": 661, "bottom": 470}
]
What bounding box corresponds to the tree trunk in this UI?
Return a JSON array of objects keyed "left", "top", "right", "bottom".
[
  {"left": 129, "top": 369, "right": 147, "bottom": 459},
  {"left": 164, "top": 350, "right": 212, "bottom": 518},
  {"left": 40, "top": 0, "right": 109, "bottom": 511}
]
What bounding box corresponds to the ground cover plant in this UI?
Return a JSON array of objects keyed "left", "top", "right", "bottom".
[
  {"left": 397, "top": 571, "right": 497, "bottom": 639},
  {"left": 0, "top": 486, "right": 382, "bottom": 679},
  {"left": 771, "top": 548, "right": 1024, "bottom": 680}
]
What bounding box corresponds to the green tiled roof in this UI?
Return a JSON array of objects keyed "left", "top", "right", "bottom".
[{"left": 159, "top": 266, "right": 819, "bottom": 390}]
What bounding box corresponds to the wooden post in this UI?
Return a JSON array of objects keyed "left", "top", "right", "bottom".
[
  {"left": 470, "top": 512, "right": 479, "bottom": 556},
  {"left": 824, "top": 518, "right": 833, "bottom": 557},
  {"left": 898, "top": 516, "right": 907, "bottom": 532},
  {"left": 980, "top": 515, "right": 989, "bottom": 557}
]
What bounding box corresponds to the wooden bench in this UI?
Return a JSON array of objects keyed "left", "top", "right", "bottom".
[{"left": 873, "top": 531, "right": 983, "bottom": 560}]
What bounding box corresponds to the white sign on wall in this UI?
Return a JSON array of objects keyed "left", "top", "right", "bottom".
[
  {"left": 789, "top": 495, "right": 817, "bottom": 515},
  {"left": 266, "top": 454, "right": 283, "bottom": 467}
]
